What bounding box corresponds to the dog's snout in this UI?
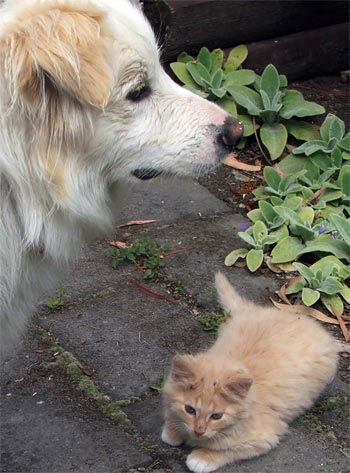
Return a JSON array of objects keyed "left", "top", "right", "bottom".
[{"left": 219, "top": 117, "right": 244, "bottom": 151}]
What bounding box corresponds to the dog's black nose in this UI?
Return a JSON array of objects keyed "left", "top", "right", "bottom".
[{"left": 218, "top": 116, "right": 244, "bottom": 151}]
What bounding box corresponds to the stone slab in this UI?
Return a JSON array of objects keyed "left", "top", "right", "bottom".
[{"left": 0, "top": 327, "right": 152, "bottom": 473}]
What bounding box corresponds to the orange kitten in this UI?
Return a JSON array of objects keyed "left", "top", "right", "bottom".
[{"left": 161, "top": 272, "right": 339, "bottom": 473}]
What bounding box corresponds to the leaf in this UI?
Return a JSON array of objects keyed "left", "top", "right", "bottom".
[
  {"left": 182, "top": 85, "right": 209, "bottom": 98},
  {"left": 225, "top": 85, "right": 262, "bottom": 116},
  {"left": 264, "top": 166, "right": 282, "bottom": 190},
  {"left": 186, "top": 62, "right": 210, "bottom": 87},
  {"left": 211, "top": 69, "right": 223, "bottom": 89},
  {"left": 319, "top": 277, "right": 344, "bottom": 295},
  {"left": 210, "top": 49, "right": 224, "bottom": 74},
  {"left": 252, "top": 220, "right": 268, "bottom": 242},
  {"left": 238, "top": 231, "right": 256, "bottom": 247},
  {"left": 329, "top": 116, "right": 345, "bottom": 140},
  {"left": 270, "top": 236, "right": 305, "bottom": 263},
  {"left": 116, "top": 220, "right": 157, "bottom": 228},
  {"left": 329, "top": 214, "right": 350, "bottom": 245},
  {"left": 197, "top": 47, "right": 212, "bottom": 71},
  {"left": 340, "top": 284, "right": 350, "bottom": 303},
  {"left": 285, "top": 278, "right": 306, "bottom": 295},
  {"left": 238, "top": 114, "right": 256, "bottom": 137},
  {"left": 270, "top": 298, "right": 340, "bottom": 324},
  {"left": 286, "top": 120, "right": 321, "bottom": 141},
  {"left": 302, "top": 287, "right": 320, "bottom": 306},
  {"left": 260, "top": 64, "right": 280, "bottom": 101},
  {"left": 216, "top": 97, "right": 237, "bottom": 117},
  {"left": 225, "top": 45, "right": 248, "bottom": 70},
  {"left": 338, "top": 164, "right": 350, "bottom": 196},
  {"left": 223, "top": 69, "right": 255, "bottom": 87},
  {"left": 223, "top": 155, "right": 261, "bottom": 171},
  {"left": 177, "top": 52, "right": 194, "bottom": 64},
  {"left": 299, "top": 234, "right": 350, "bottom": 262},
  {"left": 293, "top": 262, "right": 315, "bottom": 283},
  {"left": 338, "top": 134, "right": 350, "bottom": 152},
  {"left": 260, "top": 123, "right": 288, "bottom": 160},
  {"left": 224, "top": 248, "right": 248, "bottom": 266},
  {"left": 170, "top": 63, "right": 199, "bottom": 88},
  {"left": 280, "top": 90, "right": 325, "bottom": 119},
  {"left": 321, "top": 294, "right": 343, "bottom": 316},
  {"left": 246, "top": 249, "right": 264, "bottom": 272}
]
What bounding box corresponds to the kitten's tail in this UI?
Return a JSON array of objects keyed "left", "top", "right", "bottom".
[{"left": 215, "top": 272, "right": 245, "bottom": 316}]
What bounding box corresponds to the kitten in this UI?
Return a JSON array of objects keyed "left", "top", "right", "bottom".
[{"left": 161, "top": 272, "right": 339, "bottom": 473}]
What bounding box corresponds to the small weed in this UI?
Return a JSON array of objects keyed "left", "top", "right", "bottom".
[
  {"left": 198, "top": 310, "right": 230, "bottom": 332},
  {"left": 109, "top": 237, "right": 169, "bottom": 281},
  {"left": 174, "top": 280, "right": 184, "bottom": 295},
  {"left": 198, "top": 288, "right": 215, "bottom": 301},
  {"left": 46, "top": 289, "right": 70, "bottom": 310},
  {"left": 149, "top": 372, "right": 168, "bottom": 392}
]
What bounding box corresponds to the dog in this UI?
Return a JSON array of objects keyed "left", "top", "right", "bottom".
[{"left": 0, "top": 0, "right": 243, "bottom": 353}]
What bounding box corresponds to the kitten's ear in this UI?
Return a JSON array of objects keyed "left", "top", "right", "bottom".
[
  {"left": 1, "top": 5, "right": 112, "bottom": 108},
  {"left": 222, "top": 370, "right": 253, "bottom": 401},
  {"left": 171, "top": 354, "right": 196, "bottom": 383}
]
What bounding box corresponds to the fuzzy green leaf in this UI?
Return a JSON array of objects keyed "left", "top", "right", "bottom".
[
  {"left": 197, "top": 47, "right": 212, "bottom": 71},
  {"left": 263, "top": 166, "right": 282, "bottom": 190},
  {"left": 170, "top": 62, "right": 199, "bottom": 88},
  {"left": 211, "top": 69, "right": 223, "bottom": 89},
  {"left": 210, "top": 49, "right": 224, "bottom": 74},
  {"left": 186, "top": 62, "right": 211, "bottom": 87},
  {"left": 329, "top": 214, "right": 350, "bottom": 245},
  {"left": 225, "top": 85, "right": 262, "bottom": 116},
  {"left": 224, "top": 248, "right": 248, "bottom": 266},
  {"left": 238, "top": 114, "right": 256, "bottom": 137},
  {"left": 225, "top": 45, "right": 248, "bottom": 70},
  {"left": 338, "top": 133, "right": 350, "bottom": 152},
  {"left": 260, "top": 64, "right": 280, "bottom": 101},
  {"left": 216, "top": 97, "right": 237, "bottom": 117},
  {"left": 302, "top": 287, "right": 320, "bottom": 306},
  {"left": 177, "top": 52, "right": 195, "bottom": 64},
  {"left": 321, "top": 294, "right": 344, "bottom": 315},
  {"left": 299, "top": 234, "right": 350, "bottom": 262},
  {"left": 280, "top": 90, "right": 325, "bottom": 119},
  {"left": 246, "top": 249, "right": 264, "bottom": 272},
  {"left": 224, "top": 69, "right": 255, "bottom": 87},
  {"left": 260, "top": 123, "right": 288, "bottom": 160},
  {"left": 286, "top": 120, "right": 321, "bottom": 141},
  {"left": 338, "top": 164, "right": 350, "bottom": 196},
  {"left": 270, "top": 236, "right": 305, "bottom": 263}
]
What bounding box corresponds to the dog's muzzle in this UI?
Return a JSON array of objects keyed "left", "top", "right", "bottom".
[
  {"left": 132, "top": 168, "right": 163, "bottom": 180},
  {"left": 216, "top": 116, "right": 244, "bottom": 155}
]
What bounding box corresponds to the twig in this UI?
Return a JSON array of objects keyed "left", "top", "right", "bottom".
[
  {"left": 130, "top": 279, "right": 176, "bottom": 303},
  {"left": 330, "top": 304, "right": 350, "bottom": 342},
  {"left": 253, "top": 117, "right": 272, "bottom": 166}
]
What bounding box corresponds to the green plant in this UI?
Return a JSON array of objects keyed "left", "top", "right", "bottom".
[
  {"left": 174, "top": 280, "right": 184, "bottom": 295},
  {"left": 225, "top": 220, "right": 279, "bottom": 271},
  {"left": 286, "top": 256, "right": 350, "bottom": 313},
  {"left": 198, "top": 310, "right": 230, "bottom": 332},
  {"left": 109, "top": 238, "right": 169, "bottom": 280},
  {"left": 170, "top": 45, "right": 256, "bottom": 141},
  {"left": 46, "top": 289, "right": 70, "bottom": 309},
  {"left": 227, "top": 64, "right": 325, "bottom": 159}
]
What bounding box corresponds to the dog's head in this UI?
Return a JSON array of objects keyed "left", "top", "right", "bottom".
[{"left": 0, "top": 0, "right": 243, "bottom": 190}]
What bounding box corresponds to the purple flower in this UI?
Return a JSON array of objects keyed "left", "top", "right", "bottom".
[
  {"left": 318, "top": 225, "right": 326, "bottom": 234},
  {"left": 240, "top": 223, "right": 250, "bottom": 231}
]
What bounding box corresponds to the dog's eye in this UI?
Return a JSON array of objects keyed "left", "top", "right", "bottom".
[{"left": 126, "top": 84, "right": 151, "bottom": 102}]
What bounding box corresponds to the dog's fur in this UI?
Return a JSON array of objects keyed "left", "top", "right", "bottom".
[{"left": 0, "top": 0, "right": 242, "bottom": 352}]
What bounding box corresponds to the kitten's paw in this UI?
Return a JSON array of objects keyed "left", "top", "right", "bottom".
[
  {"left": 161, "top": 426, "right": 183, "bottom": 447},
  {"left": 186, "top": 452, "right": 216, "bottom": 473}
]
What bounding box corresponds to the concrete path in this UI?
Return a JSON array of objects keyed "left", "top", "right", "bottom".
[{"left": 1, "top": 178, "right": 349, "bottom": 473}]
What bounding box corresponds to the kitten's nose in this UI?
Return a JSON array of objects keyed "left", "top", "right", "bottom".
[{"left": 194, "top": 429, "right": 205, "bottom": 437}]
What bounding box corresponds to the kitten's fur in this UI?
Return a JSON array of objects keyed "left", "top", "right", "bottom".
[{"left": 162, "top": 272, "right": 339, "bottom": 473}]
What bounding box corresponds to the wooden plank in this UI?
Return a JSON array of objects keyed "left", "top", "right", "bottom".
[
  {"left": 239, "top": 22, "right": 350, "bottom": 80},
  {"left": 143, "top": 0, "right": 349, "bottom": 61}
]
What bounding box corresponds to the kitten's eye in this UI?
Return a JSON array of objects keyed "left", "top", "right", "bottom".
[
  {"left": 211, "top": 413, "right": 223, "bottom": 420},
  {"left": 185, "top": 405, "right": 196, "bottom": 415},
  {"left": 126, "top": 83, "right": 151, "bottom": 102}
]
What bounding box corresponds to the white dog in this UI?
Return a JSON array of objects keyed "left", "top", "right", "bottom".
[{"left": 0, "top": 0, "right": 243, "bottom": 353}]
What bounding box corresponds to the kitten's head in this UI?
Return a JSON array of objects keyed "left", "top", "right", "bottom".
[{"left": 163, "top": 353, "right": 253, "bottom": 441}]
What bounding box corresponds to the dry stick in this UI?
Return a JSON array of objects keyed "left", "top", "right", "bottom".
[
  {"left": 330, "top": 304, "right": 350, "bottom": 342},
  {"left": 253, "top": 117, "right": 273, "bottom": 166}
]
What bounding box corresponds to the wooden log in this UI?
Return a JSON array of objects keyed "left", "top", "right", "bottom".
[
  {"left": 234, "top": 22, "right": 350, "bottom": 81},
  {"left": 143, "top": 0, "right": 349, "bottom": 61}
]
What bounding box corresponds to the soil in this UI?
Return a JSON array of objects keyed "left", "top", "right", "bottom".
[{"left": 199, "top": 75, "right": 350, "bottom": 214}]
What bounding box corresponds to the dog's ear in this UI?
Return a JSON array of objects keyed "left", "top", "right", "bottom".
[{"left": 1, "top": 5, "right": 112, "bottom": 108}]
